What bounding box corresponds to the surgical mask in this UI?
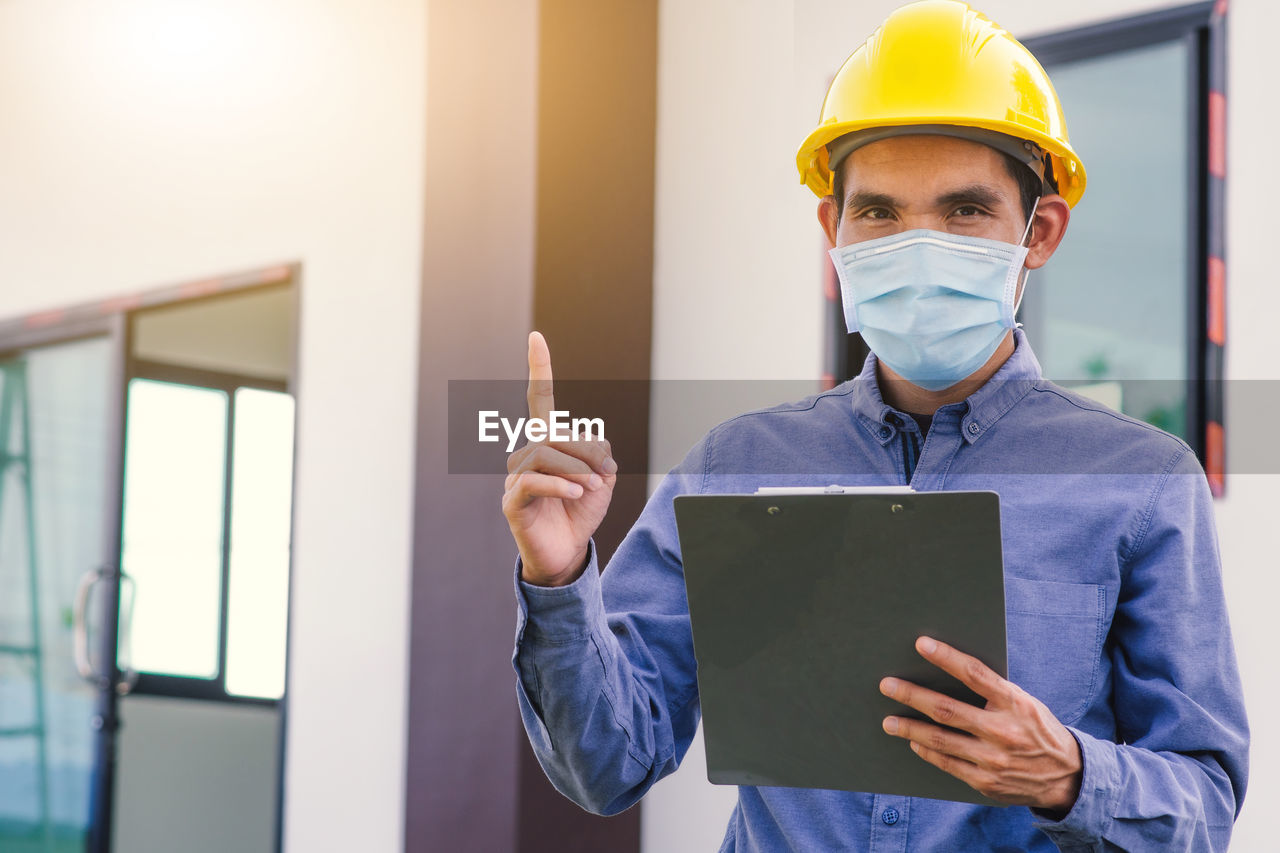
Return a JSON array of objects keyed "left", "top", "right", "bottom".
[{"left": 828, "top": 202, "right": 1038, "bottom": 392}]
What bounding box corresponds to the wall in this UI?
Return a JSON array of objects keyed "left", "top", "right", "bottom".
[
  {"left": 645, "top": 1, "right": 1277, "bottom": 850},
  {"left": 0, "top": 1, "right": 425, "bottom": 851},
  {"left": 1214, "top": 3, "right": 1280, "bottom": 851},
  {"left": 403, "top": 0, "right": 538, "bottom": 847}
]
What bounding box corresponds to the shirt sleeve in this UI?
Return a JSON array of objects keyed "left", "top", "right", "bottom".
[
  {"left": 1032, "top": 448, "right": 1250, "bottom": 852},
  {"left": 511, "top": 439, "right": 706, "bottom": 816}
]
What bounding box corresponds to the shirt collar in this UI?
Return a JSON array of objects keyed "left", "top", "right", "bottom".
[{"left": 849, "top": 328, "right": 1043, "bottom": 445}]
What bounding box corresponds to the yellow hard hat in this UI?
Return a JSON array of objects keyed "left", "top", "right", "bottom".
[{"left": 796, "top": 0, "right": 1087, "bottom": 208}]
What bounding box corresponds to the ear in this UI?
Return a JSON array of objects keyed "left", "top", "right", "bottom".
[
  {"left": 1024, "top": 194, "right": 1070, "bottom": 270},
  {"left": 818, "top": 195, "right": 841, "bottom": 248}
]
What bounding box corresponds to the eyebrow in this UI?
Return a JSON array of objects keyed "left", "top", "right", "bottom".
[
  {"left": 844, "top": 190, "right": 898, "bottom": 211},
  {"left": 935, "top": 184, "right": 1008, "bottom": 209},
  {"left": 844, "top": 184, "right": 1009, "bottom": 211}
]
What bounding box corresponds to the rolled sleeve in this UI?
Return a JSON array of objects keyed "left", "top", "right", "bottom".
[
  {"left": 514, "top": 540, "right": 604, "bottom": 645},
  {"left": 511, "top": 541, "right": 608, "bottom": 756}
]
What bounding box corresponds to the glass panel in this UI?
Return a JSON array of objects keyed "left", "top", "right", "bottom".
[
  {"left": 121, "top": 380, "right": 227, "bottom": 679},
  {"left": 0, "top": 337, "right": 114, "bottom": 851},
  {"left": 1020, "top": 39, "right": 1191, "bottom": 439},
  {"left": 225, "top": 388, "right": 295, "bottom": 700}
]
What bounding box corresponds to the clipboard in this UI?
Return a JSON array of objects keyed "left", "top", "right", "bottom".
[{"left": 673, "top": 489, "right": 1007, "bottom": 806}]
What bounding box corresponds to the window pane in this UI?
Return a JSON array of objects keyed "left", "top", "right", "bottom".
[
  {"left": 1021, "top": 39, "right": 1190, "bottom": 438},
  {"left": 225, "top": 388, "right": 294, "bottom": 700},
  {"left": 122, "top": 379, "right": 227, "bottom": 679}
]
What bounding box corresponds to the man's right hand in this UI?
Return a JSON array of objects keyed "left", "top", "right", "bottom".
[{"left": 501, "top": 331, "right": 617, "bottom": 587}]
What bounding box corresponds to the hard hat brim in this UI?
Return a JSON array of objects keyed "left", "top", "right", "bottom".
[{"left": 797, "top": 117, "right": 1086, "bottom": 208}]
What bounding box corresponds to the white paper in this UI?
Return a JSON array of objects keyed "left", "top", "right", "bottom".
[{"left": 753, "top": 484, "right": 915, "bottom": 495}]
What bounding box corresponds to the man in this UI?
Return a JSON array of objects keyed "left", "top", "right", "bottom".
[{"left": 502, "top": 2, "right": 1248, "bottom": 849}]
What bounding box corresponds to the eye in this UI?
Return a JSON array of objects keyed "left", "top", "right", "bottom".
[
  {"left": 860, "top": 207, "right": 894, "bottom": 220},
  {"left": 953, "top": 205, "right": 986, "bottom": 218}
]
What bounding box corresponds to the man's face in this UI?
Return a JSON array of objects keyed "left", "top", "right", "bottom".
[
  {"left": 816, "top": 133, "right": 1071, "bottom": 403},
  {"left": 820, "top": 134, "right": 1029, "bottom": 250}
]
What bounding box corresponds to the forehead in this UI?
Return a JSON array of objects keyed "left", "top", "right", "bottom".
[{"left": 842, "top": 134, "right": 1014, "bottom": 196}]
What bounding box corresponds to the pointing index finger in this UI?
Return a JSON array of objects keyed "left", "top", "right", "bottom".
[{"left": 527, "top": 331, "right": 555, "bottom": 424}]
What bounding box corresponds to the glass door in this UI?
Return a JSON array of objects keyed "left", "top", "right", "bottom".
[{"left": 0, "top": 326, "right": 128, "bottom": 853}]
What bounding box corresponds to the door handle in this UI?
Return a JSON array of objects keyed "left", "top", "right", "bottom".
[
  {"left": 73, "top": 564, "right": 138, "bottom": 693},
  {"left": 73, "top": 565, "right": 106, "bottom": 683}
]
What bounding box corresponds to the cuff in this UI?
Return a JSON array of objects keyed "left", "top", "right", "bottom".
[
  {"left": 1031, "top": 726, "right": 1121, "bottom": 849},
  {"left": 510, "top": 540, "right": 604, "bottom": 754},
  {"left": 513, "top": 540, "right": 604, "bottom": 645}
]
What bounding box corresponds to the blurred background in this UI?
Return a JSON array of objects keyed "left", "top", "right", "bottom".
[{"left": 0, "top": 0, "right": 1275, "bottom": 851}]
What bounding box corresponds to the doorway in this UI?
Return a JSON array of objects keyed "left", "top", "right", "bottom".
[{"left": 0, "top": 266, "right": 298, "bottom": 852}]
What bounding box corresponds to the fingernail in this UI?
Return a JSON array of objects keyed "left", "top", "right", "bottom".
[
  {"left": 601, "top": 456, "right": 618, "bottom": 474},
  {"left": 883, "top": 717, "right": 898, "bottom": 734},
  {"left": 568, "top": 484, "right": 584, "bottom": 498},
  {"left": 587, "top": 474, "right": 603, "bottom": 490},
  {"left": 918, "top": 637, "right": 937, "bottom": 654},
  {"left": 880, "top": 678, "right": 897, "bottom": 696}
]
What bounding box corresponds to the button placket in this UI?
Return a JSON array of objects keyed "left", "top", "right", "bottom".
[
  {"left": 905, "top": 409, "right": 963, "bottom": 492},
  {"left": 868, "top": 795, "right": 909, "bottom": 852}
]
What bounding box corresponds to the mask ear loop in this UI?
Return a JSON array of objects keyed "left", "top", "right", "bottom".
[
  {"left": 1019, "top": 196, "right": 1040, "bottom": 247},
  {"left": 1013, "top": 196, "right": 1041, "bottom": 318}
]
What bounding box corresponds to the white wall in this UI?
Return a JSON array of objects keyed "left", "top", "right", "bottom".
[
  {"left": 0, "top": 2, "right": 425, "bottom": 851},
  {"left": 1214, "top": 2, "right": 1280, "bottom": 850},
  {"left": 646, "top": 1, "right": 1278, "bottom": 850}
]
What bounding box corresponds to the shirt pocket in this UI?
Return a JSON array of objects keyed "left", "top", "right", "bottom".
[{"left": 1003, "top": 575, "right": 1106, "bottom": 727}]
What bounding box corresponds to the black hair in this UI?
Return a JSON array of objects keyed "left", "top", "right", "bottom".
[{"left": 831, "top": 148, "right": 1056, "bottom": 225}]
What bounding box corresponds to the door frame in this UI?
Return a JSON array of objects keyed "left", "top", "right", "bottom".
[{"left": 0, "top": 262, "right": 300, "bottom": 853}]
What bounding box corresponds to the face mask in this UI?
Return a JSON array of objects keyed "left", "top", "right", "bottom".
[{"left": 828, "top": 202, "right": 1038, "bottom": 392}]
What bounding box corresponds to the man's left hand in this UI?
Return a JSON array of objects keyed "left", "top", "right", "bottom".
[{"left": 879, "top": 636, "right": 1083, "bottom": 814}]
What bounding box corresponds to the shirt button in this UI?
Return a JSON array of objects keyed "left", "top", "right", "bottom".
[
  {"left": 879, "top": 426, "right": 892, "bottom": 439},
  {"left": 967, "top": 421, "right": 980, "bottom": 436},
  {"left": 881, "top": 807, "right": 900, "bottom": 826}
]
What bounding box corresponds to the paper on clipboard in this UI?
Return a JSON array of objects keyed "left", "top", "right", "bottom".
[{"left": 754, "top": 484, "right": 915, "bottom": 495}]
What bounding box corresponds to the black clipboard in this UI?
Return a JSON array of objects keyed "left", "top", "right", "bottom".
[{"left": 673, "top": 489, "right": 1007, "bottom": 806}]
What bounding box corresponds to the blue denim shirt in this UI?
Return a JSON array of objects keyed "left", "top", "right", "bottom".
[{"left": 512, "top": 330, "right": 1249, "bottom": 852}]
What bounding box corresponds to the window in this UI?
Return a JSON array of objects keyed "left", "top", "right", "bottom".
[
  {"left": 1018, "top": 1, "right": 1224, "bottom": 490},
  {"left": 224, "top": 388, "right": 294, "bottom": 699},
  {"left": 122, "top": 367, "right": 294, "bottom": 703}
]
